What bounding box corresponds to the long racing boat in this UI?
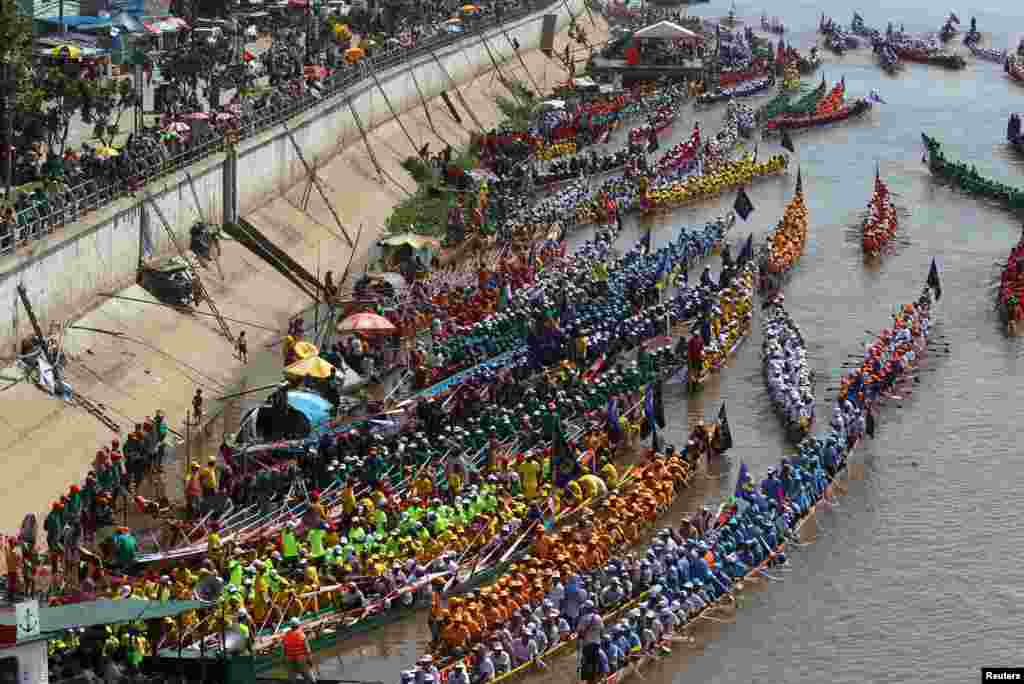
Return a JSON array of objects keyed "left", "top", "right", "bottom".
[
  {"left": 762, "top": 298, "right": 815, "bottom": 443},
  {"left": 997, "top": 239, "right": 1024, "bottom": 334},
  {"left": 921, "top": 132, "right": 1024, "bottom": 210},
  {"left": 861, "top": 170, "right": 899, "bottom": 257},
  {"left": 759, "top": 170, "right": 808, "bottom": 294},
  {"left": 1006, "top": 55, "right": 1024, "bottom": 83}
]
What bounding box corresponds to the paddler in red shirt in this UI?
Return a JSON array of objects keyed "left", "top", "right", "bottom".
[{"left": 687, "top": 332, "right": 704, "bottom": 381}]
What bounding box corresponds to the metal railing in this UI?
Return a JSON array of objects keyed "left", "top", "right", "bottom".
[{"left": 0, "top": 0, "right": 561, "bottom": 257}]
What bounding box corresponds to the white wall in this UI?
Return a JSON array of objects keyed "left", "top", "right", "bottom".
[{"left": 0, "top": 0, "right": 581, "bottom": 353}]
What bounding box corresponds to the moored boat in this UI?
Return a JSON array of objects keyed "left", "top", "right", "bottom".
[
  {"left": 689, "top": 261, "right": 756, "bottom": 392},
  {"left": 1006, "top": 55, "right": 1024, "bottom": 83},
  {"left": 764, "top": 79, "right": 873, "bottom": 134},
  {"left": 921, "top": 132, "right": 1024, "bottom": 210},
  {"left": 969, "top": 44, "right": 1006, "bottom": 63},
  {"left": 762, "top": 297, "right": 815, "bottom": 443},
  {"left": 696, "top": 75, "right": 775, "bottom": 107},
  {"left": 894, "top": 46, "right": 967, "bottom": 69},
  {"left": 861, "top": 170, "right": 899, "bottom": 257},
  {"left": 1008, "top": 113, "right": 1024, "bottom": 155},
  {"left": 761, "top": 13, "right": 785, "bottom": 34},
  {"left": 759, "top": 170, "right": 808, "bottom": 294},
  {"left": 452, "top": 283, "right": 936, "bottom": 684},
  {"left": 997, "top": 238, "right": 1024, "bottom": 334},
  {"left": 877, "top": 42, "right": 902, "bottom": 73}
]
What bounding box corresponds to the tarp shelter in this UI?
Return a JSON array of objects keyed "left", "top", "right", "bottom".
[
  {"left": 292, "top": 340, "right": 319, "bottom": 360},
  {"left": 112, "top": 11, "right": 147, "bottom": 33},
  {"left": 378, "top": 233, "right": 439, "bottom": 271},
  {"left": 0, "top": 599, "right": 204, "bottom": 638},
  {"left": 143, "top": 16, "right": 190, "bottom": 33},
  {"left": 633, "top": 20, "right": 702, "bottom": 42},
  {"left": 284, "top": 356, "right": 337, "bottom": 380},
  {"left": 379, "top": 233, "right": 441, "bottom": 251}
]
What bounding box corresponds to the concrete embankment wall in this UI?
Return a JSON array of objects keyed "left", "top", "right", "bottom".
[{"left": 0, "top": 0, "right": 582, "bottom": 354}]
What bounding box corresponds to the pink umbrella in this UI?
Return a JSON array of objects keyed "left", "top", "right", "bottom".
[
  {"left": 336, "top": 312, "right": 397, "bottom": 335},
  {"left": 185, "top": 112, "right": 211, "bottom": 120}
]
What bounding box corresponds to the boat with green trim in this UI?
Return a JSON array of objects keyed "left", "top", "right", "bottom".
[{"left": 921, "top": 132, "right": 1024, "bottom": 210}]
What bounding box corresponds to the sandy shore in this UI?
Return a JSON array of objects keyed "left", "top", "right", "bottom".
[{"left": 0, "top": 16, "right": 610, "bottom": 542}]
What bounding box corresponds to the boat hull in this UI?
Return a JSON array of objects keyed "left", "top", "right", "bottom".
[{"left": 765, "top": 99, "right": 872, "bottom": 134}]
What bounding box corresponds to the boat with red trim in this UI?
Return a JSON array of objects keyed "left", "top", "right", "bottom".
[{"left": 861, "top": 169, "right": 899, "bottom": 257}]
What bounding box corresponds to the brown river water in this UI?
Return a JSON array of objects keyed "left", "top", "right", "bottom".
[{"left": 296, "top": 1, "right": 1024, "bottom": 681}]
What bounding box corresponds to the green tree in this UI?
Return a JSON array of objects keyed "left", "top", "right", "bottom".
[{"left": 92, "top": 78, "right": 137, "bottom": 146}]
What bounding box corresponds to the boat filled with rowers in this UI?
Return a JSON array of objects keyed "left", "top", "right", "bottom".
[
  {"left": 921, "top": 133, "right": 1024, "bottom": 210},
  {"left": 398, "top": 278, "right": 939, "bottom": 684},
  {"left": 46, "top": 220, "right": 768, "bottom": 668},
  {"left": 861, "top": 170, "right": 899, "bottom": 257}
]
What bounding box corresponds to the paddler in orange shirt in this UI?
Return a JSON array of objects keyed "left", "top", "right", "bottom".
[
  {"left": 534, "top": 527, "right": 553, "bottom": 560},
  {"left": 439, "top": 611, "right": 467, "bottom": 652}
]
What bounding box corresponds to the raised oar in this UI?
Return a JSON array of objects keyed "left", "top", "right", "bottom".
[{"left": 443, "top": 523, "right": 491, "bottom": 593}]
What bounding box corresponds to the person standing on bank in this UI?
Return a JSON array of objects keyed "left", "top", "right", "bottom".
[
  {"left": 577, "top": 600, "right": 605, "bottom": 684},
  {"left": 192, "top": 389, "right": 203, "bottom": 425},
  {"left": 283, "top": 618, "right": 315, "bottom": 682},
  {"left": 237, "top": 331, "right": 248, "bottom": 364}
]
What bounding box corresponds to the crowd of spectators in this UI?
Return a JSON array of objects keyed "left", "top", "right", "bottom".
[{"left": 0, "top": 0, "right": 548, "bottom": 255}]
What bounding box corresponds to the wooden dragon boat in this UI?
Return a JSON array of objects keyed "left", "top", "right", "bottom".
[
  {"left": 755, "top": 77, "right": 825, "bottom": 123},
  {"left": 761, "top": 13, "right": 785, "bottom": 34},
  {"left": 684, "top": 260, "right": 756, "bottom": 394},
  {"left": 696, "top": 75, "right": 775, "bottom": 107},
  {"left": 1008, "top": 113, "right": 1024, "bottom": 155},
  {"left": 1006, "top": 55, "right": 1024, "bottom": 83},
  {"left": 894, "top": 46, "right": 967, "bottom": 69},
  {"left": 850, "top": 12, "right": 882, "bottom": 44},
  {"left": 997, "top": 240, "right": 1024, "bottom": 334},
  {"left": 761, "top": 298, "right": 815, "bottom": 443},
  {"left": 759, "top": 170, "right": 808, "bottom": 294},
  {"left": 764, "top": 78, "right": 872, "bottom": 134},
  {"left": 969, "top": 44, "right": 1006, "bottom": 63},
  {"left": 921, "top": 132, "right": 1024, "bottom": 211},
  {"left": 877, "top": 43, "right": 902, "bottom": 74},
  {"left": 478, "top": 287, "right": 937, "bottom": 684},
  {"left": 861, "top": 170, "right": 899, "bottom": 257},
  {"left": 939, "top": 20, "right": 958, "bottom": 43}
]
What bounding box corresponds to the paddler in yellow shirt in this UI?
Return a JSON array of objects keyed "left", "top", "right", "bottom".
[
  {"left": 517, "top": 455, "right": 541, "bottom": 500},
  {"left": 340, "top": 481, "right": 356, "bottom": 517},
  {"left": 600, "top": 461, "right": 619, "bottom": 489},
  {"left": 414, "top": 472, "right": 433, "bottom": 499},
  {"left": 578, "top": 472, "right": 608, "bottom": 500}
]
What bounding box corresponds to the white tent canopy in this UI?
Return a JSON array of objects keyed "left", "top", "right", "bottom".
[{"left": 633, "top": 20, "right": 702, "bottom": 42}]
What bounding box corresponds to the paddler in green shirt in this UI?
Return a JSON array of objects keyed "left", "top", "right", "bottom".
[
  {"left": 228, "top": 559, "right": 244, "bottom": 588},
  {"left": 637, "top": 348, "right": 653, "bottom": 382},
  {"left": 281, "top": 524, "right": 300, "bottom": 564},
  {"left": 371, "top": 507, "right": 388, "bottom": 535},
  {"left": 542, "top": 403, "right": 560, "bottom": 439},
  {"left": 307, "top": 524, "right": 327, "bottom": 560}
]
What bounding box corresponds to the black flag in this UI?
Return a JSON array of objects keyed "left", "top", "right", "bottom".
[
  {"left": 734, "top": 187, "right": 754, "bottom": 221},
  {"left": 717, "top": 402, "right": 734, "bottom": 451},
  {"left": 654, "top": 380, "right": 666, "bottom": 429},
  {"left": 780, "top": 127, "right": 795, "bottom": 153},
  {"left": 927, "top": 258, "right": 942, "bottom": 300},
  {"left": 439, "top": 92, "right": 463, "bottom": 125},
  {"left": 739, "top": 233, "right": 754, "bottom": 264}
]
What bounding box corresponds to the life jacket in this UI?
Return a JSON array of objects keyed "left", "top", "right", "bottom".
[{"left": 282, "top": 628, "right": 308, "bottom": 661}]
